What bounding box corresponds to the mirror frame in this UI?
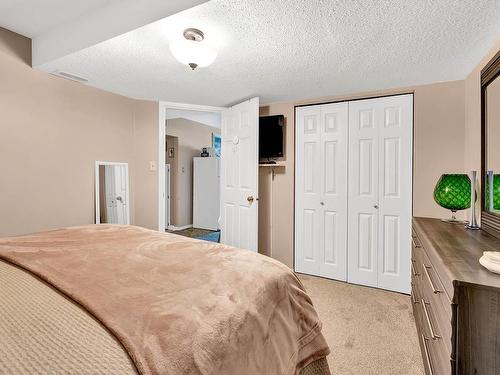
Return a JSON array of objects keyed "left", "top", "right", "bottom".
[
  {"left": 95, "top": 161, "right": 130, "bottom": 225},
  {"left": 481, "top": 50, "right": 500, "bottom": 238}
]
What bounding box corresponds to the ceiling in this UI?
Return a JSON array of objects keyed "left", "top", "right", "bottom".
[
  {"left": 22, "top": 1, "right": 500, "bottom": 105},
  {"left": 166, "top": 109, "right": 221, "bottom": 128},
  {"left": 0, "top": 0, "right": 208, "bottom": 66},
  {"left": 0, "top": 0, "right": 119, "bottom": 37}
]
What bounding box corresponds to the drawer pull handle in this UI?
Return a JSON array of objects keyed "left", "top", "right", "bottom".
[
  {"left": 421, "top": 334, "right": 434, "bottom": 375},
  {"left": 421, "top": 299, "right": 441, "bottom": 340},
  {"left": 411, "top": 261, "right": 420, "bottom": 277},
  {"left": 423, "top": 264, "right": 442, "bottom": 294},
  {"left": 410, "top": 289, "right": 419, "bottom": 304},
  {"left": 412, "top": 237, "right": 421, "bottom": 248}
]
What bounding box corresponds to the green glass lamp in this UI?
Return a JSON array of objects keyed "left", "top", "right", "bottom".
[
  {"left": 433, "top": 174, "right": 471, "bottom": 223},
  {"left": 486, "top": 173, "right": 500, "bottom": 211}
]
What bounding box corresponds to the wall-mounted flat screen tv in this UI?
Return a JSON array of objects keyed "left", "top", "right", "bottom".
[{"left": 259, "top": 115, "right": 284, "bottom": 159}]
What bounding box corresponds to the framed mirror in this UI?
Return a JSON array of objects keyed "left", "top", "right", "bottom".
[
  {"left": 95, "top": 161, "right": 130, "bottom": 225},
  {"left": 481, "top": 50, "right": 500, "bottom": 238}
]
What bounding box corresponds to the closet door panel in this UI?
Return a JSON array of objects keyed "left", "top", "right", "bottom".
[
  {"left": 295, "top": 103, "right": 348, "bottom": 281},
  {"left": 377, "top": 95, "right": 413, "bottom": 293},
  {"left": 295, "top": 107, "right": 321, "bottom": 275},
  {"left": 348, "top": 94, "right": 413, "bottom": 293},
  {"left": 348, "top": 102, "right": 379, "bottom": 288},
  {"left": 318, "top": 103, "right": 348, "bottom": 280}
]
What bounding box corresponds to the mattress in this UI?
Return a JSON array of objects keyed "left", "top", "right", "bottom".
[{"left": 0, "top": 225, "right": 331, "bottom": 375}]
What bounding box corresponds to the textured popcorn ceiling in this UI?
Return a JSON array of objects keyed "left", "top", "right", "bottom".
[
  {"left": 0, "top": 0, "right": 118, "bottom": 37},
  {"left": 39, "top": 0, "right": 500, "bottom": 106}
]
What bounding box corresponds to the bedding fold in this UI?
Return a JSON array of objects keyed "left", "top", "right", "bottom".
[{"left": 0, "top": 225, "right": 329, "bottom": 375}]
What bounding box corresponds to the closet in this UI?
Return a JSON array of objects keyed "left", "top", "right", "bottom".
[{"left": 295, "top": 94, "right": 413, "bottom": 294}]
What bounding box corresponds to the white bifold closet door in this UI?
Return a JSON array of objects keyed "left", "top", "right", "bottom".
[
  {"left": 348, "top": 94, "right": 412, "bottom": 293},
  {"left": 295, "top": 102, "right": 349, "bottom": 281},
  {"left": 295, "top": 94, "right": 413, "bottom": 294}
]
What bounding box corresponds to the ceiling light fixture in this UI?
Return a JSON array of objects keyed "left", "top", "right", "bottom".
[{"left": 170, "top": 28, "right": 217, "bottom": 70}]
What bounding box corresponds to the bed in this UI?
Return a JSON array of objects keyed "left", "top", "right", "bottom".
[{"left": 0, "top": 225, "right": 330, "bottom": 375}]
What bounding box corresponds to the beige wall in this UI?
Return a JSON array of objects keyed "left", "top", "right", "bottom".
[
  {"left": 132, "top": 100, "right": 159, "bottom": 230},
  {"left": 166, "top": 118, "right": 219, "bottom": 227},
  {"left": 0, "top": 27, "right": 159, "bottom": 236},
  {"left": 260, "top": 81, "right": 466, "bottom": 267}
]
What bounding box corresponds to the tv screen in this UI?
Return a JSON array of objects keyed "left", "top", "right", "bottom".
[{"left": 259, "top": 115, "right": 284, "bottom": 159}]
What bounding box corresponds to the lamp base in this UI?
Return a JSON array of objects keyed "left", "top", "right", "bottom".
[
  {"left": 441, "top": 211, "right": 468, "bottom": 225},
  {"left": 465, "top": 224, "right": 481, "bottom": 230},
  {"left": 441, "top": 218, "right": 468, "bottom": 225}
]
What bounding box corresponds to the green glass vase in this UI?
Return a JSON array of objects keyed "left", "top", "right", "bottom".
[
  {"left": 433, "top": 174, "right": 471, "bottom": 223},
  {"left": 485, "top": 174, "right": 500, "bottom": 211}
]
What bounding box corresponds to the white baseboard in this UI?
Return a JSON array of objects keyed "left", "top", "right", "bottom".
[{"left": 167, "top": 224, "right": 193, "bottom": 231}]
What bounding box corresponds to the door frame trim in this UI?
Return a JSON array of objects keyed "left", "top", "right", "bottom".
[
  {"left": 294, "top": 92, "right": 415, "bottom": 109},
  {"left": 158, "top": 101, "right": 225, "bottom": 232},
  {"left": 165, "top": 163, "right": 171, "bottom": 227}
]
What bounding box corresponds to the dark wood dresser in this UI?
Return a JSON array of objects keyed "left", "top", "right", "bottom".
[{"left": 412, "top": 217, "right": 500, "bottom": 375}]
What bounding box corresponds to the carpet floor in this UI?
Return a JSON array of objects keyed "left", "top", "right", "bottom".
[{"left": 298, "top": 274, "right": 425, "bottom": 375}]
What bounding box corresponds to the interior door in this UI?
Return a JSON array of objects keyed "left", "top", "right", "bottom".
[
  {"left": 348, "top": 94, "right": 413, "bottom": 293},
  {"left": 220, "top": 97, "right": 259, "bottom": 251},
  {"left": 104, "top": 166, "right": 117, "bottom": 224},
  {"left": 348, "top": 100, "right": 380, "bottom": 288},
  {"left": 376, "top": 95, "right": 413, "bottom": 293},
  {"left": 295, "top": 102, "right": 349, "bottom": 280},
  {"left": 113, "top": 164, "right": 128, "bottom": 225}
]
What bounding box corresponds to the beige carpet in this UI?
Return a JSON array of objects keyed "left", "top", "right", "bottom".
[{"left": 298, "top": 274, "right": 424, "bottom": 375}]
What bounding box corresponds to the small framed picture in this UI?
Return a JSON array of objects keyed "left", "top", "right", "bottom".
[{"left": 212, "top": 133, "right": 221, "bottom": 157}]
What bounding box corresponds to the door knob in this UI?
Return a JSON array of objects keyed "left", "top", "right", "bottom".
[
  {"left": 373, "top": 204, "right": 379, "bottom": 209},
  {"left": 247, "top": 195, "right": 255, "bottom": 203},
  {"left": 116, "top": 196, "right": 123, "bottom": 202},
  {"left": 320, "top": 201, "right": 325, "bottom": 206}
]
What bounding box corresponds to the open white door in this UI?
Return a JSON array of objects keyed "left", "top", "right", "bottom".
[
  {"left": 104, "top": 166, "right": 118, "bottom": 223},
  {"left": 220, "top": 97, "right": 259, "bottom": 251}
]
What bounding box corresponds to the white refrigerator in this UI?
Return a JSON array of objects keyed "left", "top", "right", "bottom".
[{"left": 193, "top": 157, "right": 220, "bottom": 230}]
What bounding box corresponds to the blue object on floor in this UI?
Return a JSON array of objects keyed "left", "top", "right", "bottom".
[{"left": 197, "top": 231, "right": 220, "bottom": 243}]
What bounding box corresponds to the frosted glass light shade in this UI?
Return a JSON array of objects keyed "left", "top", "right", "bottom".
[{"left": 170, "top": 39, "right": 217, "bottom": 68}]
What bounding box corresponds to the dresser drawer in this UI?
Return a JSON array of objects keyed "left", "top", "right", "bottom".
[
  {"left": 413, "top": 229, "right": 454, "bottom": 369},
  {"left": 411, "top": 236, "right": 425, "bottom": 292},
  {"left": 420, "top": 253, "right": 453, "bottom": 353},
  {"left": 420, "top": 294, "right": 452, "bottom": 355},
  {"left": 413, "top": 217, "right": 500, "bottom": 375},
  {"left": 411, "top": 282, "right": 422, "bottom": 330},
  {"left": 420, "top": 331, "right": 452, "bottom": 375},
  {"left": 419, "top": 295, "right": 452, "bottom": 374},
  {"left": 430, "top": 335, "right": 452, "bottom": 375}
]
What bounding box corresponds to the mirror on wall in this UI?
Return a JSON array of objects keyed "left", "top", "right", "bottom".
[
  {"left": 486, "top": 74, "right": 500, "bottom": 215},
  {"left": 482, "top": 50, "right": 500, "bottom": 238},
  {"left": 95, "top": 161, "right": 130, "bottom": 224}
]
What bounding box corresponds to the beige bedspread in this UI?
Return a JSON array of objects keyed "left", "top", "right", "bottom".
[{"left": 0, "top": 225, "right": 329, "bottom": 375}]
